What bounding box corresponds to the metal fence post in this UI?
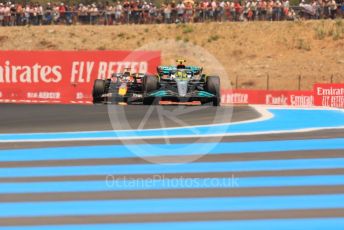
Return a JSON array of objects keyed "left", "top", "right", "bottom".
[
  {"left": 266, "top": 73, "right": 270, "bottom": 90},
  {"left": 235, "top": 75, "right": 239, "bottom": 89},
  {"left": 298, "top": 75, "right": 302, "bottom": 90},
  {"left": 330, "top": 74, "right": 334, "bottom": 83}
]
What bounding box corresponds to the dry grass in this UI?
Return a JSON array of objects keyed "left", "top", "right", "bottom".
[{"left": 0, "top": 20, "right": 343, "bottom": 90}]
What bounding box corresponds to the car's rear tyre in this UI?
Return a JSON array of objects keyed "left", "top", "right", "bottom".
[
  {"left": 206, "top": 76, "right": 221, "bottom": 106},
  {"left": 92, "top": 79, "right": 105, "bottom": 104},
  {"left": 143, "top": 75, "right": 158, "bottom": 105}
]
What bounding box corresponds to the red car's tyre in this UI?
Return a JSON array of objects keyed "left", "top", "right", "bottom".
[{"left": 92, "top": 79, "right": 105, "bottom": 104}]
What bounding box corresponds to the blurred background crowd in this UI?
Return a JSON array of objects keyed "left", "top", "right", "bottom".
[{"left": 0, "top": 0, "right": 343, "bottom": 26}]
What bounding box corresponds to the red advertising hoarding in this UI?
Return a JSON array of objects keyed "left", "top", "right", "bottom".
[
  {"left": 0, "top": 51, "right": 160, "bottom": 104},
  {"left": 314, "top": 84, "right": 344, "bottom": 108},
  {"left": 221, "top": 89, "right": 314, "bottom": 107}
]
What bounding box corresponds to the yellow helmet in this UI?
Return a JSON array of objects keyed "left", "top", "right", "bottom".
[{"left": 176, "top": 59, "right": 186, "bottom": 65}]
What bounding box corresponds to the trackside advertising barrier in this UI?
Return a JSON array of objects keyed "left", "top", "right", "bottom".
[
  {"left": 0, "top": 51, "right": 160, "bottom": 104},
  {"left": 314, "top": 84, "right": 344, "bottom": 108},
  {"left": 221, "top": 89, "right": 314, "bottom": 107}
]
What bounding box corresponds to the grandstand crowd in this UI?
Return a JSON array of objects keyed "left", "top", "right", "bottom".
[{"left": 0, "top": 0, "right": 342, "bottom": 25}]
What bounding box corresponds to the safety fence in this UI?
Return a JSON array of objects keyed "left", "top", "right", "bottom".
[
  {"left": 232, "top": 73, "right": 344, "bottom": 91},
  {"left": 0, "top": 4, "right": 343, "bottom": 26}
]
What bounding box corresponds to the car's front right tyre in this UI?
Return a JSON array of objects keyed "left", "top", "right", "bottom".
[{"left": 206, "top": 76, "right": 221, "bottom": 106}]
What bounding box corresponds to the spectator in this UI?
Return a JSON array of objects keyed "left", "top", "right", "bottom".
[
  {"left": 312, "top": 0, "right": 321, "bottom": 19},
  {"left": 65, "top": 4, "right": 73, "bottom": 24},
  {"left": 9, "top": 4, "right": 15, "bottom": 26},
  {"left": 130, "top": 0, "right": 139, "bottom": 24},
  {"left": 274, "top": 0, "right": 282, "bottom": 21},
  {"left": 224, "top": 1, "right": 230, "bottom": 21},
  {"left": 197, "top": 0, "right": 205, "bottom": 22},
  {"left": 259, "top": 0, "right": 267, "bottom": 20},
  {"left": 45, "top": 3, "right": 53, "bottom": 25},
  {"left": 37, "top": 4, "right": 43, "bottom": 25},
  {"left": 245, "top": 0, "right": 251, "bottom": 20},
  {"left": 149, "top": 3, "right": 157, "bottom": 23},
  {"left": 115, "top": 1, "right": 122, "bottom": 24},
  {"left": 282, "top": 0, "right": 289, "bottom": 19},
  {"left": 229, "top": 0, "right": 235, "bottom": 21},
  {"left": 0, "top": 3, "right": 4, "bottom": 26},
  {"left": 105, "top": 2, "right": 113, "bottom": 25},
  {"left": 218, "top": 0, "right": 225, "bottom": 21},
  {"left": 58, "top": 3, "right": 66, "bottom": 24},
  {"left": 79, "top": 4, "right": 88, "bottom": 24},
  {"left": 15, "top": 3, "right": 23, "bottom": 25},
  {"left": 142, "top": 1, "right": 150, "bottom": 23},
  {"left": 52, "top": 4, "right": 59, "bottom": 24},
  {"left": 4, "top": 3, "right": 10, "bottom": 26},
  {"left": 122, "top": 0, "right": 130, "bottom": 23},
  {"left": 210, "top": 0, "right": 217, "bottom": 20},
  {"left": 267, "top": 0, "right": 273, "bottom": 20},
  {"left": 176, "top": 1, "right": 185, "bottom": 22},
  {"left": 251, "top": 0, "right": 258, "bottom": 20},
  {"left": 171, "top": 0, "right": 177, "bottom": 22},
  {"left": 23, "top": 4, "right": 29, "bottom": 25},
  {"left": 329, "top": 0, "right": 337, "bottom": 18},
  {"left": 164, "top": 3, "right": 172, "bottom": 23},
  {"left": 89, "top": 3, "right": 98, "bottom": 25},
  {"left": 323, "top": 0, "right": 330, "bottom": 18},
  {"left": 234, "top": 0, "right": 241, "bottom": 21},
  {"left": 185, "top": 1, "right": 193, "bottom": 22}
]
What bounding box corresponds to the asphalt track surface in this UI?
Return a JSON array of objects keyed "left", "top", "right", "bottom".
[
  {"left": 0, "top": 104, "right": 343, "bottom": 229},
  {"left": 0, "top": 104, "right": 259, "bottom": 133}
]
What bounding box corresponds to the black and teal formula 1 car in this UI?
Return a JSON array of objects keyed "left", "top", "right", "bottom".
[{"left": 142, "top": 60, "right": 221, "bottom": 106}]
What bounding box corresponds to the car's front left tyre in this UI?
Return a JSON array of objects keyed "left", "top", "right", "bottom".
[{"left": 143, "top": 75, "right": 158, "bottom": 105}]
